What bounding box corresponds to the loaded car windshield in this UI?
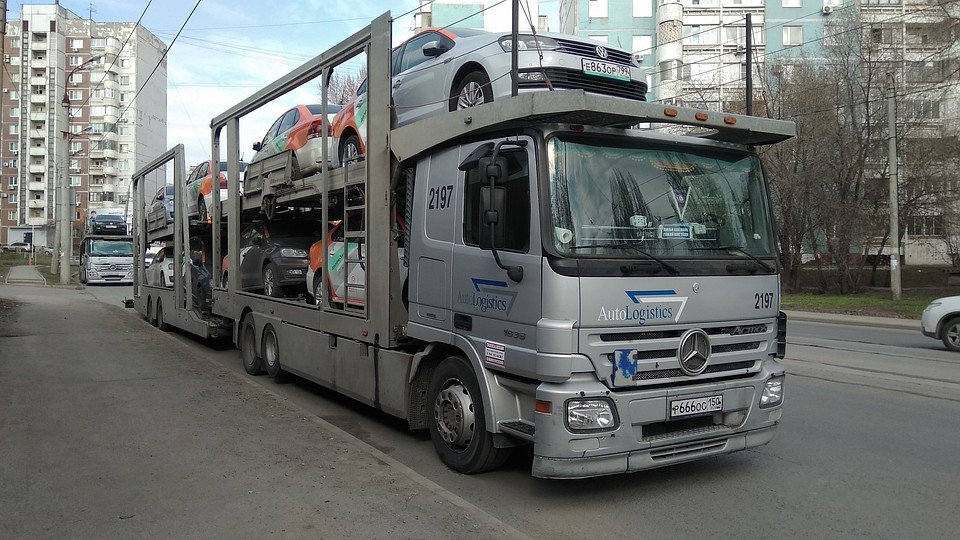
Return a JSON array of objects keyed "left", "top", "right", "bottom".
[
  {"left": 547, "top": 136, "right": 774, "bottom": 260},
  {"left": 89, "top": 240, "right": 133, "bottom": 257}
]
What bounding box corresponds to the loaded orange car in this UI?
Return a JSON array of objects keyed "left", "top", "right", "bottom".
[
  {"left": 185, "top": 160, "right": 247, "bottom": 222},
  {"left": 249, "top": 103, "right": 343, "bottom": 180}
]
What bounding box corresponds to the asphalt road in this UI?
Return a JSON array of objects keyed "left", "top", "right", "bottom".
[{"left": 3, "top": 284, "right": 958, "bottom": 538}]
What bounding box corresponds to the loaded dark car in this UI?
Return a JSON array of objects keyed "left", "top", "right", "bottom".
[{"left": 91, "top": 214, "right": 128, "bottom": 235}]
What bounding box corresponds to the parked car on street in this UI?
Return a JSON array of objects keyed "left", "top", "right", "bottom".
[
  {"left": 237, "top": 221, "right": 317, "bottom": 298},
  {"left": 1, "top": 242, "right": 31, "bottom": 253},
  {"left": 331, "top": 27, "right": 646, "bottom": 165},
  {"left": 145, "top": 245, "right": 175, "bottom": 288},
  {"left": 91, "top": 214, "right": 128, "bottom": 235},
  {"left": 921, "top": 296, "right": 960, "bottom": 351},
  {"left": 248, "top": 103, "right": 343, "bottom": 181}
]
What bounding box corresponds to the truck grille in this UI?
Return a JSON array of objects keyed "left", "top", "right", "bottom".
[{"left": 95, "top": 263, "right": 132, "bottom": 272}]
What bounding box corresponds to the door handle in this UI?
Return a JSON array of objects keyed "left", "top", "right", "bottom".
[
  {"left": 392, "top": 79, "right": 403, "bottom": 89},
  {"left": 454, "top": 313, "right": 472, "bottom": 331}
]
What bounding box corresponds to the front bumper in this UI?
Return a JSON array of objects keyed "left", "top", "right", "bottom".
[
  {"left": 529, "top": 360, "right": 784, "bottom": 479},
  {"left": 274, "top": 259, "right": 309, "bottom": 288}
]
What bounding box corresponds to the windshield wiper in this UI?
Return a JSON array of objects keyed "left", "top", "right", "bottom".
[
  {"left": 568, "top": 243, "right": 680, "bottom": 274},
  {"left": 693, "top": 245, "right": 775, "bottom": 273}
]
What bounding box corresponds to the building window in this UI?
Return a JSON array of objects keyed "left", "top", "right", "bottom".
[
  {"left": 907, "top": 215, "right": 944, "bottom": 236},
  {"left": 68, "top": 90, "right": 82, "bottom": 101},
  {"left": 118, "top": 160, "right": 130, "bottom": 171},
  {"left": 905, "top": 99, "right": 941, "bottom": 120},
  {"left": 783, "top": 26, "right": 803, "bottom": 47},
  {"left": 8, "top": 176, "right": 18, "bottom": 187},
  {"left": 119, "top": 143, "right": 130, "bottom": 153},
  {"left": 120, "top": 76, "right": 130, "bottom": 85},
  {"left": 70, "top": 107, "right": 82, "bottom": 118},
  {"left": 91, "top": 37, "right": 106, "bottom": 48},
  {"left": 69, "top": 56, "right": 82, "bottom": 66},
  {"left": 70, "top": 141, "right": 83, "bottom": 153},
  {"left": 70, "top": 176, "right": 81, "bottom": 187},
  {"left": 782, "top": 0, "right": 801, "bottom": 6},
  {"left": 906, "top": 61, "right": 944, "bottom": 83},
  {"left": 632, "top": 35, "right": 653, "bottom": 57},
  {"left": 633, "top": 0, "right": 653, "bottom": 17},
  {"left": 870, "top": 27, "right": 899, "bottom": 44},
  {"left": 9, "top": 193, "right": 18, "bottom": 203},
  {"left": 8, "top": 107, "right": 17, "bottom": 118},
  {"left": 588, "top": 34, "right": 608, "bottom": 43},
  {"left": 588, "top": 0, "right": 608, "bottom": 19},
  {"left": 70, "top": 73, "right": 83, "bottom": 84},
  {"left": 119, "top": 127, "right": 129, "bottom": 136},
  {"left": 7, "top": 142, "right": 16, "bottom": 151},
  {"left": 6, "top": 211, "right": 15, "bottom": 221},
  {"left": 120, "top": 58, "right": 131, "bottom": 68}
]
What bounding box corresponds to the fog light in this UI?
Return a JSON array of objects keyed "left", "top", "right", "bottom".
[
  {"left": 760, "top": 375, "right": 784, "bottom": 408},
  {"left": 566, "top": 398, "right": 618, "bottom": 432}
]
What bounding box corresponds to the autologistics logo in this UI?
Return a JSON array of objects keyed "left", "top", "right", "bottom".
[
  {"left": 596, "top": 290, "right": 688, "bottom": 325},
  {"left": 457, "top": 278, "right": 518, "bottom": 315}
]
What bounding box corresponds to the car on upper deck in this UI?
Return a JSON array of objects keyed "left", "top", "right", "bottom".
[
  {"left": 186, "top": 160, "right": 248, "bottom": 222},
  {"left": 248, "top": 103, "right": 343, "bottom": 181},
  {"left": 91, "top": 214, "right": 128, "bottom": 236},
  {"left": 331, "top": 27, "right": 647, "bottom": 165}
]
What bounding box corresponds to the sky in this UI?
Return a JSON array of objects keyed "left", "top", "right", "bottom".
[{"left": 8, "top": 0, "right": 425, "bottom": 167}]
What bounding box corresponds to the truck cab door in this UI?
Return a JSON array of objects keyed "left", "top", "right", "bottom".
[{"left": 450, "top": 139, "right": 542, "bottom": 378}]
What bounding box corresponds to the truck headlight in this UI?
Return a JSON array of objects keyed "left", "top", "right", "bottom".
[
  {"left": 566, "top": 398, "right": 618, "bottom": 432},
  {"left": 760, "top": 375, "right": 784, "bottom": 408}
]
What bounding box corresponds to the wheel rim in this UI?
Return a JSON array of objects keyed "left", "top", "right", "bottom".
[
  {"left": 313, "top": 274, "right": 323, "bottom": 305},
  {"left": 434, "top": 379, "right": 476, "bottom": 448},
  {"left": 263, "top": 330, "right": 278, "bottom": 368},
  {"left": 199, "top": 199, "right": 207, "bottom": 220},
  {"left": 457, "top": 82, "right": 485, "bottom": 109},
  {"left": 947, "top": 325, "right": 960, "bottom": 347},
  {"left": 343, "top": 141, "right": 359, "bottom": 162},
  {"left": 263, "top": 267, "right": 275, "bottom": 296}
]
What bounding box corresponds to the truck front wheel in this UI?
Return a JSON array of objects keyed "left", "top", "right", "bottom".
[{"left": 427, "top": 355, "right": 510, "bottom": 474}]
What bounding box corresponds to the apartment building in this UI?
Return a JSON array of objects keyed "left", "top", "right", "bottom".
[
  {"left": 416, "top": 0, "right": 547, "bottom": 33},
  {"left": 0, "top": 3, "right": 167, "bottom": 249}
]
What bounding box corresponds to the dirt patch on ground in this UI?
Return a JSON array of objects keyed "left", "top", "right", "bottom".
[{"left": 0, "top": 297, "right": 20, "bottom": 326}]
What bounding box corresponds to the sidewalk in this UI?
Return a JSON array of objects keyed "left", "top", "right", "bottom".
[
  {"left": 0, "top": 286, "right": 529, "bottom": 539},
  {"left": 3, "top": 264, "right": 46, "bottom": 286}
]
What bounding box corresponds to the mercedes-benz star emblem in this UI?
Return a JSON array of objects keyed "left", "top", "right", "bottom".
[
  {"left": 596, "top": 45, "right": 608, "bottom": 59},
  {"left": 677, "top": 329, "right": 711, "bottom": 376}
]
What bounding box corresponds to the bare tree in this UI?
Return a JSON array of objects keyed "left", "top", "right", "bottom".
[{"left": 320, "top": 67, "right": 367, "bottom": 105}]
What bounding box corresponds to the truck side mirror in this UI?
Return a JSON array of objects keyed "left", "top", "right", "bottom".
[{"left": 478, "top": 185, "right": 505, "bottom": 250}]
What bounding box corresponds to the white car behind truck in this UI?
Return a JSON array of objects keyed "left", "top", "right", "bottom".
[{"left": 133, "top": 12, "right": 793, "bottom": 479}]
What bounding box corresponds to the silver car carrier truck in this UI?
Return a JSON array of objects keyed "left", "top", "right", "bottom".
[{"left": 134, "top": 12, "right": 795, "bottom": 479}]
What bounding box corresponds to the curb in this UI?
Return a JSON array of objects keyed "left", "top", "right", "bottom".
[{"left": 783, "top": 310, "right": 919, "bottom": 331}]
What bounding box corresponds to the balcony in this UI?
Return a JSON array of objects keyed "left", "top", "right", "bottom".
[
  {"left": 103, "top": 166, "right": 118, "bottom": 176},
  {"left": 30, "top": 59, "right": 48, "bottom": 69},
  {"left": 30, "top": 113, "right": 48, "bottom": 122},
  {"left": 27, "top": 199, "right": 46, "bottom": 209},
  {"left": 29, "top": 94, "right": 47, "bottom": 104},
  {"left": 100, "top": 79, "right": 119, "bottom": 91},
  {"left": 101, "top": 183, "right": 116, "bottom": 193},
  {"left": 28, "top": 164, "right": 47, "bottom": 174},
  {"left": 28, "top": 146, "right": 46, "bottom": 157},
  {"left": 103, "top": 111, "right": 118, "bottom": 124},
  {"left": 103, "top": 148, "right": 118, "bottom": 159},
  {"left": 26, "top": 216, "right": 47, "bottom": 226},
  {"left": 28, "top": 181, "right": 46, "bottom": 191}
]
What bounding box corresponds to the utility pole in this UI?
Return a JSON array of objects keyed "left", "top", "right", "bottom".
[
  {"left": 745, "top": 13, "right": 752, "bottom": 115},
  {"left": 887, "top": 72, "right": 901, "bottom": 300}
]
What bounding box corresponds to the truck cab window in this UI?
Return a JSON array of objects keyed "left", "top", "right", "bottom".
[{"left": 463, "top": 149, "right": 530, "bottom": 251}]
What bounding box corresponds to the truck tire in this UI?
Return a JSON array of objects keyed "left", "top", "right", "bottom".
[
  {"left": 147, "top": 297, "right": 157, "bottom": 326},
  {"left": 156, "top": 299, "right": 170, "bottom": 332},
  {"left": 240, "top": 314, "right": 264, "bottom": 375},
  {"left": 263, "top": 263, "right": 283, "bottom": 298},
  {"left": 450, "top": 71, "right": 493, "bottom": 112},
  {"left": 942, "top": 317, "right": 960, "bottom": 352},
  {"left": 262, "top": 324, "right": 283, "bottom": 378},
  {"left": 427, "top": 355, "right": 510, "bottom": 474}
]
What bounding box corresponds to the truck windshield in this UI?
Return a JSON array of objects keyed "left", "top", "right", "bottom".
[
  {"left": 89, "top": 240, "right": 133, "bottom": 257},
  {"left": 547, "top": 136, "right": 774, "bottom": 259}
]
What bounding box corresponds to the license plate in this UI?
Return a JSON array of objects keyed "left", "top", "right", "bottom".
[
  {"left": 581, "top": 59, "right": 631, "bottom": 81},
  {"left": 670, "top": 395, "right": 723, "bottom": 418}
]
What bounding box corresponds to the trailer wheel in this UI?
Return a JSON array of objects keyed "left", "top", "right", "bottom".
[
  {"left": 239, "top": 314, "right": 264, "bottom": 375},
  {"left": 147, "top": 297, "right": 157, "bottom": 326},
  {"left": 263, "top": 263, "right": 283, "bottom": 298},
  {"left": 156, "top": 299, "right": 170, "bottom": 332},
  {"left": 262, "top": 325, "right": 283, "bottom": 378},
  {"left": 427, "top": 355, "right": 510, "bottom": 474}
]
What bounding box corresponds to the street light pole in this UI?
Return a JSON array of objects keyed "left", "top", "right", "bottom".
[
  {"left": 58, "top": 56, "right": 102, "bottom": 284},
  {"left": 887, "top": 73, "right": 901, "bottom": 300}
]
